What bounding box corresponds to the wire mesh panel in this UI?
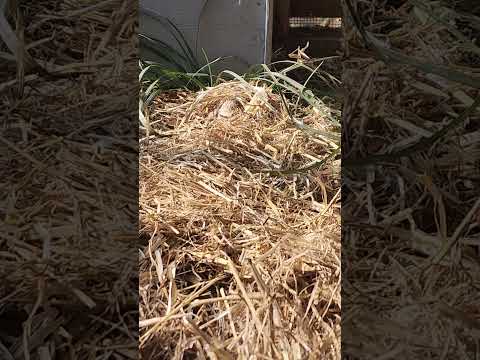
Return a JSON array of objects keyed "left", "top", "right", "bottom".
[
  {"left": 272, "top": 0, "right": 343, "bottom": 58},
  {"left": 289, "top": 17, "right": 342, "bottom": 29}
]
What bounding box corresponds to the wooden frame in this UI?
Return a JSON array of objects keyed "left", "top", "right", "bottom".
[
  {"left": 273, "top": 0, "right": 290, "bottom": 46},
  {"left": 272, "top": 0, "right": 342, "bottom": 58},
  {"left": 290, "top": 0, "right": 342, "bottom": 18}
]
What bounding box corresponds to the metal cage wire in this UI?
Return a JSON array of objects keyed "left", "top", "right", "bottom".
[{"left": 289, "top": 17, "right": 342, "bottom": 29}]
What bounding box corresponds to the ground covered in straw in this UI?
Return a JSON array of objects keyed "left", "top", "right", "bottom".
[
  {"left": 139, "top": 81, "right": 341, "bottom": 359},
  {"left": 342, "top": 0, "right": 480, "bottom": 358},
  {"left": 1, "top": 1, "right": 137, "bottom": 359}
]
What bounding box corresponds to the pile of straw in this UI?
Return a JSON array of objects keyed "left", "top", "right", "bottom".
[
  {"left": 1, "top": 1, "right": 137, "bottom": 359},
  {"left": 342, "top": 0, "right": 480, "bottom": 358},
  {"left": 140, "top": 80, "right": 341, "bottom": 359}
]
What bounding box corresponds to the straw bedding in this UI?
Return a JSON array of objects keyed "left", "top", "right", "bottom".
[
  {"left": 139, "top": 81, "right": 341, "bottom": 359},
  {"left": 1, "top": 1, "right": 137, "bottom": 359},
  {"left": 342, "top": 0, "right": 480, "bottom": 358}
]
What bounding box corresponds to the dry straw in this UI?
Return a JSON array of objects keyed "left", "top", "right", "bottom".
[
  {"left": 342, "top": 0, "right": 480, "bottom": 358},
  {"left": 140, "top": 78, "right": 341, "bottom": 358},
  {"left": 1, "top": 1, "right": 137, "bottom": 359}
]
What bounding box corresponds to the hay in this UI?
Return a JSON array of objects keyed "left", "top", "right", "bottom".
[
  {"left": 139, "top": 80, "right": 341, "bottom": 359},
  {"left": 0, "top": 1, "right": 137, "bottom": 359},
  {"left": 342, "top": 0, "right": 480, "bottom": 358}
]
